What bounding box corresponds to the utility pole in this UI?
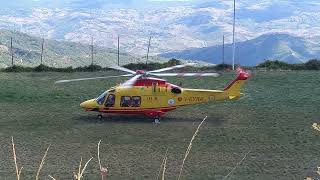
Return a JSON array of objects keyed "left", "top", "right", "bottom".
[
  {"left": 40, "top": 38, "right": 44, "bottom": 65},
  {"left": 91, "top": 37, "right": 94, "bottom": 65},
  {"left": 146, "top": 36, "right": 151, "bottom": 66},
  {"left": 222, "top": 35, "right": 225, "bottom": 64},
  {"left": 117, "top": 35, "right": 120, "bottom": 66},
  {"left": 232, "top": 0, "right": 236, "bottom": 70},
  {"left": 10, "top": 37, "right": 14, "bottom": 66}
]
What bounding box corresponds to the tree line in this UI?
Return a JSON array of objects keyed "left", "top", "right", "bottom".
[
  {"left": 256, "top": 59, "right": 320, "bottom": 70},
  {"left": 1, "top": 59, "right": 320, "bottom": 72}
]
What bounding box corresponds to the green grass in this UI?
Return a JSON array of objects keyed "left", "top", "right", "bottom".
[{"left": 0, "top": 71, "right": 320, "bottom": 179}]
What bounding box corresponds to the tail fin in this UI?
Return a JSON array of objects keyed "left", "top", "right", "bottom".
[{"left": 224, "top": 68, "right": 250, "bottom": 99}]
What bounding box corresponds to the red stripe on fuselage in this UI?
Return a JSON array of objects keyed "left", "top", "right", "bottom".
[{"left": 86, "top": 107, "right": 177, "bottom": 116}]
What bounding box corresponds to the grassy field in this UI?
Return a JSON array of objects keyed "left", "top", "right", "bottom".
[{"left": 0, "top": 71, "right": 320, "bottom": 179}]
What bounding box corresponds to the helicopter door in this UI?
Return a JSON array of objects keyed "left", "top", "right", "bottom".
[{"left": 105, "top": 94, "right": 115, "bottom": 107}]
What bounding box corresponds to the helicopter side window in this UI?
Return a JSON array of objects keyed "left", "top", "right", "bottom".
[
  {"left": 120, "top": 96, "right": 131, "bottom": 107},
  {"left": 105, "top": 94, "right": 115, "bottom": 107},
  {"left": 131, "top": 96, "right": 141, "bottom": 107},
  {"left": 96, "top": 92, "right": 107, "bottom": 105}
]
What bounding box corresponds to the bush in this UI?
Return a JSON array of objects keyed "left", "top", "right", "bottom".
[
  {"left": 166, "top": 58, "right": 181, "bottom": 66},
  {"left": 257, "top": 59, "right": 320, "bottom": 70},
  {"left": 214, "top": 64, "right": 233, "bottom": 71},
  {"left": 54, "top": 66, "right": 74, "bottom": 72},
  {"left": 257, "top": 60, "right": 293, "bottom": 70},
  {"left": 74, "top": 64, "right": 103, "bottom": 72},
  {"left": 124, "top": 62, "right": 163, "bottom": 71},
  {"left": 2, "top": 59, "right": 320, "bottom": 73},
  {"left": 305, "top": 59, "right": 320, "bottom": 70},
  {"left": 4, "top": 65, "right": 33, "bottom": 72},
  {"left": 34, "top": 64, "right": 52, "bottom": 72},
  {"left": 123, "top": 59, "right": 182, "bottom": 71}
]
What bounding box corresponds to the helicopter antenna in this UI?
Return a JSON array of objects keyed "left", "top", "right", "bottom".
[
  {"left": 146, "top": 36, "right": 151, "bottom": 66},
  {"left": 91, "top": 37, "right": 94, "bottom": 65}
]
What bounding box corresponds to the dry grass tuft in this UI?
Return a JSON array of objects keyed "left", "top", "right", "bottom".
[
  {"left": 36, "top": 144, "right": 51, "bottom": 180},
  {"left": 312, "top": 123, "right": 320, "bottom": 132},
  {"left": 11, "top": 136, "right": 23, "bottom": 180},
  {"left": 161, "top": 154, "right": 167, "bottom": 180},
  {"left": 178, "top": 116, "right": 207, "bottom": 180},
  {"left": 317, "top": 166, "right": 320, "bottom": 176},
  {"left": 48, "top": 175, "right": 57, "bottom": 180},
  {"left": 9, "top": 116, "right": 211, "bottom": 180},
  {"left": 156, "top": 148, "right": 169, "bottom": 180},
  {"left": 222, "top": 150, "right": 251, "bottom": 180},
  {"left": 74, "top": 157, "right": 93, "bottom": 180},
  {"left": 98, "top": 140, "right": 108, "bottom": 180}
]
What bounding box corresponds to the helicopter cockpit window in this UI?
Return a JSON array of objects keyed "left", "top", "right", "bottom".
[
  {"left": 96, "top": 92, "right": 107, "bottom": 105},
  {"left": 131, "top": 96, "right": 141, "bottom": 107},
  {"left": 105, "top": 94, "right": 115, "bottom": 107},
  {"left": 120, "top": 96, "right": 131, "bottom": 107}
]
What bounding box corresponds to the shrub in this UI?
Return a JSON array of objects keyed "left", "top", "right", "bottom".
[
  {"left": 123, "top": 59, "right": 182, "bottom": 71},
  {"left": 34, "top": 64, "right": 52, "bottom": 72},
  {"left": 2, "top": 58, "right": 320, "bottom": 73},
  {"left": 166, "top": 58, "right": 181, "bottom": 66},
  {"left": 257, "top": 60, "right": 293, "bottom": 70},
  {"left": 214, "top": 64, "right": 233, "bottom": 71},
  {"left": 305, "top": 59, "right": 320, "bottom": 70},
  {"left": 4, "top": 65, "right": 33, "bottom": 72},
  {"left": 74, "top": 64, "right": 103, "bottom": 72}
]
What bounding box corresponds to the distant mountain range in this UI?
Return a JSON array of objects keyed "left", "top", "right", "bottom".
[
  {"left": 0, "top": 30, "right": 318, "bottom": 68},
  {"left": 0, "top": 29, "right": 165, "bottom": 68},
  {"left": 160, "top": 33, "right": 320, "bottom": 66},
  {"left": 0, "top": 1, "right": 319, "bottom": 66},
  {"left": 0, "top": 0, "right": 319, "bottom": 55}
]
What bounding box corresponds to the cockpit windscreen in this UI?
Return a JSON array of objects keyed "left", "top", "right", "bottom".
[{"left": 96, "top": 91, "right": 107, "bottom": 105}]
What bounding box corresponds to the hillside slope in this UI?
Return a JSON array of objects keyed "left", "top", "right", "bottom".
[
  {"left": 1, "top": 1, "right": 320, "bottom": 54},
  {"left": 161, "top": 33, "right": 320, "bottom": 66},
  {"left": 0, "top": 29, "right": 165, "bottom": 68}
]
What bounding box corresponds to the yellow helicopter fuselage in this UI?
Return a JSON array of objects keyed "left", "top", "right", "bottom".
[{"left": 80, "top": 71, "right": 249, "bottom": 118}]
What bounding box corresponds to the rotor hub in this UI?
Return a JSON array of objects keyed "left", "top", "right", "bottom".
[{"left": 136, "top": 70, "right": 146, "bottom": 74}]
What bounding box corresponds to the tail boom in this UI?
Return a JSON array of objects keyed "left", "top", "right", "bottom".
[{"left": 173, "top": 69, "right": 250, "bottom": 107}]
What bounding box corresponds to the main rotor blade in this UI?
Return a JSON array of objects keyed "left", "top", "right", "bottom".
[
  {"left": 109, "top": 65, "right": 136, "bottom": 74},
  {"left": 55, "top": 74, "right": 133, "bottom": 84},
  {"left": 149, "top": 72, "right": 220, "bottom": 77},
  {"left": 120, "top": 74, "right": 142, "bottom": 88},
  {"left": 148, "top": 63, "right": 196, "bottom": 73}
]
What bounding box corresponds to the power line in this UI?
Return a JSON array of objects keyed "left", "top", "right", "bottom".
[
  {"left": 91, "top": 37, "right": 94, "bottom": 65},
  {"left": 118, "top": 35, "right": 120, "bottom": 66},
  {"left": 222, "top": 35, "right": 225, "bottom": 64},
  {"left": 10, "top": 37, "right": 14, "bottom": 66},
  {"left": 232, "top": 0, "right": 236, "bottom": 70},
  {"left": 146, "top": 36, "right": 151, "bottom": 66},
  {"left": 40, "top": 38, "right": 44, "bottom": 65}
]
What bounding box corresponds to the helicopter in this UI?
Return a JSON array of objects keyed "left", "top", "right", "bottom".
[{"left": 56, "top": 64, "right": 249, "bottom": 123}]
